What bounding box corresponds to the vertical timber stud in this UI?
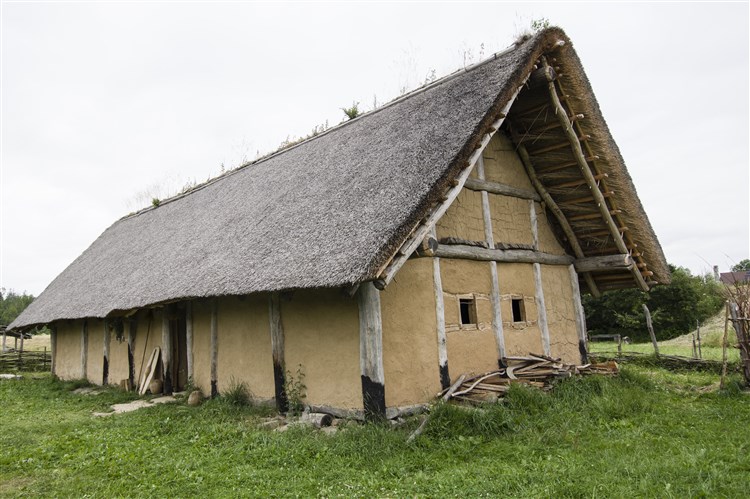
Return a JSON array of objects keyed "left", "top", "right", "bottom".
[
  {"left": 210, "top": 299, "right": 219, "bottom": 398},
  {"left": 477, "top": 156, "right": 506, "bottom": 366},
  {"left": 185, "top": 301, "right": 194, "bottom": 383},
  {"left": 430, "top": 227, "right": 450, "bottom": 390},
  {"left": 357, "top": 282, "right": 386, "bottom": 421},
  {"left": 50, "top": 324, "right": 57, "bottom": 375},
  {"left": 268, "top": 293, "right": 288, "bottom": 412},
  {"left": 569, "top": 264, "right": 589, "bottom": 363},
  {"left": 81, "top": 320, "right": 88, "bottom": 379},
  {"left": 162, "top": 307, "right": 173, "bottom": 394},
  {"left": 102, "top": 320, "right": 110, "bottom": 386},
  {"left": 127, "top": 317, "right": 136, "bottom": 389},
  {"left": 534, "top": 263, "right": 551, "bottom": 357}
]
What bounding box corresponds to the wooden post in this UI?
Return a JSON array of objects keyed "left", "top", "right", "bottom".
[
  {"left": 268, "top": 292, "right": 288, "bottom": 412},
  {"left": 162, "top": 307, "right": 172, "bottom": 395},
  {"left": 103, "top": 320, "right": 110, "bottom": 386},
  {"left": 533, "top": 263, "right": 551, "bottom": 357},
  {"left": 50, "top": 325, "right": 57, "bottom": 375},
  {"left": 185, "top": 301, "right": 194, "bottom": 383},
  {"left": 720, "top": 302, "right": 729, "bottom": 390},
  {"left": 696, "top": 320, "right": 702, "bottom": 359},
  {"left": 430, "top": 228, "right": 450, "bottom": 390},
  {"left": 477, "top": 156, "right": 506, "bottom": 366},
  {"left": 358, "top": 282, "right": 386, "bottom": 420},
  {"left": 127, "top": 318, "right": 136, "bottom": 390},
  {"left": 81, "top": 320, "right": 89, "bottom": 379},
  {"left": 568, "top": 264, "right": 589, "bottom": 364},
  {"left": 692, "top": 334, "right": 697, "bottom": 359},
  {"left": 210, "top": 299, "right": 219, "bottom": 398},
  {"left": 643, "top": 304, "right": 659, "bottom": 357},
  {"left": 19, "top": 330, "right": 24, "bottom": 353}
]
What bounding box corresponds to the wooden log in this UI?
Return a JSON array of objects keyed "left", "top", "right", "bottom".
[
  {"left": 127, "top": 318, "right": 136, "bottom": 389},
  {"left": 269, "top": 292, "right": 288, "bottom": 412},
  {"left": 185, "top": 301, "right": 194, "bottom": 383},
  {"left": 210, "top": 299, "right": 218, "bottom": 398},
  {"left": 300, "top": 412, "right": 333, "bottom": 428},
  {"left": 534, "top": 263, "right": 551, "bottom": 357},
  {"left": 432, "top": 243, "right": 574, "bottom": 266},
  {"left": 430, "top": 228, "right": 450, "bottom": 390},
  {"left": 358, "top": 282, "right": 386, "bottom": 421},
  {"left": 162, "top": 307, "right": 172, "bottom": 395},
  {"left": 529, "top": 200, "right": 539, "bottom": 251},
  {"left": 574, "top": 254, "right": 633, "bottom": 273},
  {"left": 569, "top": 264, "right": 589, "bottom": 364},
  {"left": 308, "top": 404, "right": 365, "bottom": 421},
  {"left": 102, "top": 320, "right": 110, "bottom": 386},
  {"left": 643, "top": 304, "right": 659, "bottom": 357},
  {"left": 463, "top": 178, "right": 541, "bottom": 202},
  {"left": 81, "top": 319, "right": 88, "bottom": 379}
]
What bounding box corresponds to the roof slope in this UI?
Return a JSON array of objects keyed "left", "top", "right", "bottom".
[{"left": 11, "top": 28, "right": 668, "bottom": 329}]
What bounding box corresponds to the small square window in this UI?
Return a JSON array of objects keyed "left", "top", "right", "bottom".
[
  {"left": 459, "top": 298, "right": 477, "bottom": 326},
  {"left": 511, "top": 298, "right": 525, "bottom": 322}
]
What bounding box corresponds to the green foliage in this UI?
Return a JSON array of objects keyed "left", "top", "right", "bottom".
[
  {"left": 223, "top": 377, "right": 252, "bottom": 407},
  {"left": 285, "top": 364, "right": 306, "bottom": 416},
  {"left": 583, "top": 265, "right": 724, "bottom": 341},
  {"left": 341, "top": 101, "right": 361, "bottom": 120},
  {"left": 531, "top": 17, "right": 550, "bottom": 32},
  {"left": 151, "top": 198, "right": 160, "bottom": 207},
  {"left": 731, "top": 259, "right": 750, "bottom": 272},
  {"left": 0, "top": 288, "right": 35, "bottom": 326}
]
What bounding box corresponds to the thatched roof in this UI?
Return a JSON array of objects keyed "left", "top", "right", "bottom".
[{"left": 11, "top": 28, "right": 668, "bottom": 330}]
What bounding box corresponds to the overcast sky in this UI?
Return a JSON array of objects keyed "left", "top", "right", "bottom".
[{"left": 2, "top": 1, "right": 748, "bottom": 296}]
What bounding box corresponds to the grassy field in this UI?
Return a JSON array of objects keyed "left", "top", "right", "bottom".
[{"left": 1, "top": 365, "right": 748, "bottom": 497}]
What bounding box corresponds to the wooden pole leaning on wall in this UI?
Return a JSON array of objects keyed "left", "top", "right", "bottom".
[
  {"left": 268, "top": 293, "right": 288, "bottom": 412},
  {"left": 515, "top": 141, "right": 601, "bottom": 298},
  {"left": 81, "top": 319, "right": 89, "bottom": 379},
  {"left": 102, "top": 319, "right": 110, "bottom": 386},
  {"left": 185, "top": 301, "right": 194, "bottom": 384},
  {"left": 162, "top": 307, "right": 173, "bottom": 395},
  {"left": 357, "top": 282, "right": 386, "bottom": 421},
  {"left": 540, "top": 58, "right": 649, "bottom": 293},
  {"left": 643, "top": 304, "right": 659, "bottom": 358},
  {"left": 210, "top": 299, "right": 219, "bottom": 398},
  {"left": 430, "top": 227, "right": 450, "bottom": 390}
]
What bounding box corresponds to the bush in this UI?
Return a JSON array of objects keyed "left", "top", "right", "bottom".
[{"left": 223, "top": 378, "right": 251, "bottom": 407}]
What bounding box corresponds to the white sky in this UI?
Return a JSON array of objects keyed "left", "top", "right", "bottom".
[{"left": 1, "top": 1, "right": 748, "bottom": 296}]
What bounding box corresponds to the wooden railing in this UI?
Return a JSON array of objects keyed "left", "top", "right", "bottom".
[{"left": 0, "top": 349, "right": 51, "bottom": 372}]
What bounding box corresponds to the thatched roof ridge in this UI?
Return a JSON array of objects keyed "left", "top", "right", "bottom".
[{"left": 11, "top": 28, "right": 667, "bottom": 329}]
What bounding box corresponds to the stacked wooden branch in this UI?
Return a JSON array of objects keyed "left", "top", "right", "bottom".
[{"left": 438, "top": 354, "right": 618, "bottom": 405}]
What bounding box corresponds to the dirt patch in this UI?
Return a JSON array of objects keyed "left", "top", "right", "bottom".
[{"left": 93, "top": 395, "right": 177, "bottom": 417}]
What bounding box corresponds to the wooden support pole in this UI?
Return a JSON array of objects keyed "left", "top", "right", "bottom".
[
  {"left": 19, "top": 329, "right": 24, "bottom": 352},
  {"left": 185, "top": 301, "right": 194, "bottom": 383},
  {"left": 541, "top": 58, "right": 648, "bottom": 292},
  {"left": 430, "top": 228, "right": 450, "bottom": 390},
  {"left": 463, "top": 177, "right": 541, "bottom": 202},
  {"left": 515, "top": 141, "right": 600, "bottom": 297},
  {"left": 268, "top": 293, "right": 288, "bottom": 412},
  {"left": 696, "top": 320, "right": 702, "bottom": 359},
  {"left": 50, "top": 324, "right": 57, "bottom": 375},
  {"left": 210, "top": 299, "right": 219, "bottom": 398},
  {"left": 127, "top": 317, "right": 136, "bottom": 389},
  {"left": 162, "top": 307, "right": 172, "bottom": 395},
  {"left": 431, "top": 243, "right": 574, "bottom": 266},
  {"left": 569, "top": 264, "right": 588, "bottom": 364},
  {"left": 529, "top": 200, "right": 540, "bottom": 252},
  {"left": 643, "top": 304, "right": 659, "bottom": 357},
  {"left": 81, "top": 319, "right": 88, "bottom": 379},
  {"left": 357, "top": 282, "right": 386, "bottom": 420},
  {"left": 103, "top": 320, "right": 110, "bottom": 386},
  {"left": 534, "top": 263, "right": 551, "bottom": 357}
]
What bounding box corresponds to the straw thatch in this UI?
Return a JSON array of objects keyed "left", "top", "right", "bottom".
[{"left": 10, "top": 28, "right": 668, "bottom": 329}]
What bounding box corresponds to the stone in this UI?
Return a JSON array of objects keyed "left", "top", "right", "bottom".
[{"left": 187, "top": 390, "right": 203, "bottom": 407}]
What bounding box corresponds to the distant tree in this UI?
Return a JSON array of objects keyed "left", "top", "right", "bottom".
[
  {"left": 731, "top": 259, "right": 750, "bottom": 272},
  {"left": 582, "top": 265, "right": 724, "bottom": 342},
  {"left": 0, "top": 288, "right": 35, "bottom": 326}
]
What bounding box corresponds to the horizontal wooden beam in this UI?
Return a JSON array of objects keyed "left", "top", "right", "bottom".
[
  {"left": 431, "top": 243, "right": 574, "bottom": 266},
  {"left": 574, "top": 254, "right": 633, "bottom": 273},
  {"left": 464, "top": 178, "right": 541, "bottom": 202},
  {"left": 558, "top": 191, "right": 614, "bottom": 206},
  {"left": 547, "top": 173, "right": 607, "bottom": 190}
]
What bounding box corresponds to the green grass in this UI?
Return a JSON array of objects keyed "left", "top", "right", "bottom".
[{"left": 1, "top": 369, "right": 748, "bottom": 497}]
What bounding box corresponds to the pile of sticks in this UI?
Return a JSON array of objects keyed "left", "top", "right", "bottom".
[{"left": 438, "top": 354, "right": 619, "bottom": 405}]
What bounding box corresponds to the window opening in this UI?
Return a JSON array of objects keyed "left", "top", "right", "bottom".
[
  {"left": 459, "top": 298, "right": 477, "bottom": 326},
  {"left": 511, "top": 298, "right": 525, "bottom": 322}
]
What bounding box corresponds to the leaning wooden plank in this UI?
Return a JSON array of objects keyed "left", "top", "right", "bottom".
[
  {"left": 138, "top": 347, "right": 161, "bottom": 396},
  {"left": 137, "top": 347, "right": 158, "bottom": 395}
]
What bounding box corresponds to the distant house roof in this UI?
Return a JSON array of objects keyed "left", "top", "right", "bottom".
[
  {"left": 11, "top": 28, "right": 669, "bottom": 330},
  {"left": 720, "top": 271, "right": 750, "bottom": 285}
]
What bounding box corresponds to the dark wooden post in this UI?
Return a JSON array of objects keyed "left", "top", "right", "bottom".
[
  {"left": 50, "top": 324, "right": 57, "bottom": 375},
  {"left": 185, "top": 301, "right": 194, "bottom": 384},
  {"left": 127, "top": 318, "right": 136, "bottom": 390},
  {"left": 162, "top": 307, "right": 172, "bottom": 394},
  {"left": 81, "top": 320, "right": 89, "bottom": 379},
  {"left": 103, "top": 320, "right": 110, "bottom": 385},
  {"left": 268, "top": 293, "right": 288, "bottom": 412},
  {"left": 210, "top": 299, "right": 218, "bottom": 398},
  {"left": 358, "top": 282, "right": 386, "bottom": 421}
]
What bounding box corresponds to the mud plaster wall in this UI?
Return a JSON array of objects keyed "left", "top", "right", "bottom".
[
  {"left": 85, "top": 319, "right": 104, "bottom": 384},
  {"left": 535, "top": 201, "right": 567, "bottom": 255},
  {"left": 108, "top": 329, "right": 129, "bottom": 386},
  {"left": 216, "top": 295, "right": 275, "bottom": 399},
  {"left": 53, "top": 321, "right": 81, "bottom": 379},
  {"left": 192, "top": 300, "right": 212, "bottom": 394},
  {"left": 540, "top": 265, "right": 579, "bottom": 363},
  {"left": 435, "top": 188, "right": 485, "bottom": 242},
  {"left": 283, "top": 288, "right": 362, "bottom": 410},
  {"left": 497, "top": 263, "right": 543, "bottom": 356},
  {"left": 131, "top": 309, "right": 164, "bottom": 389},
  {"left": 381, "top": 258, "right": 441, "bottom": 407},
  {"left": 483, "top": 133, "right": 534, "bottom": 189}
]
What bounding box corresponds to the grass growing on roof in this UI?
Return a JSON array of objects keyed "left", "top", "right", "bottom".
[{"left": 1, "top": 368, "right": 748, "bottom": 497}]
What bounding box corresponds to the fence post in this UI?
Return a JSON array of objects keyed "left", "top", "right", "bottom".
[{"left": 643, "top": 304, "right": 659, "bottom": 358}]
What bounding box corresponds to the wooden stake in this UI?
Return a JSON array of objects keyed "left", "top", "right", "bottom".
[
  {"left": 358, "top": 282, "right": 386, "bottom": 420},
  {"left": 643, "top": 304, "right": 659, "bottom": 358},
  {"left": 269, "top": 292, "right": 288, "bottom": 412},
  {"left": 210, "top": 299, "right": 218, "bottom": 398}
]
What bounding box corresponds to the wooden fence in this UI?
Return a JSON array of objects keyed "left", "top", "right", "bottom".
[{"left": 0, "top": 349, "right": 51, "bottom": 372}]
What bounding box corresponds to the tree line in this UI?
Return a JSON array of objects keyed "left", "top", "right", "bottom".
[{"left": 0, "top": 289, "right": 35, "bottom": 327}]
